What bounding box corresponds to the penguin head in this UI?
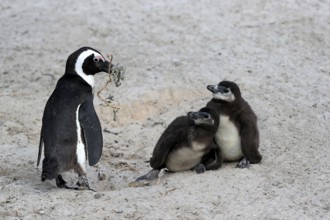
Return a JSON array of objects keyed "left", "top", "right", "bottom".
[
  {"left": 65, "top": 47, "right": 113, "bottom": 87},
  {"left": 187, "top": 111, "right": 214, "bottom": 126},
  {"left": 207, "top": 81, "right": 241, "bottom": 102}
]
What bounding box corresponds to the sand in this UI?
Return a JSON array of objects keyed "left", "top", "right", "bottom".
[{"left": 1, "top": 0, "right": 329, "bottom": 219}]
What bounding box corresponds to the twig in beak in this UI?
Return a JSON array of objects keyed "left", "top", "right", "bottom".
[{"left": 96, "top": 53, "right": 125, "bottom": 121}]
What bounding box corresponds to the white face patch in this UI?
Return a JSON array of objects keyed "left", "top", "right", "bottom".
[
  {"left": 75, "top": 49, "right": 104, "bottom": 87},
  {"left": 75, "top": 104, "right": 86, "bottom": 173},
  {"left": 194, "top": 118, "right": 214, "bottom": 126},
  {"left": 213, "top": 88, "right": 235, "bottom": 102}
]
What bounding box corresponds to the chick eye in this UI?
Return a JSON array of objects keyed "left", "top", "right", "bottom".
[
  {"left": 202, "top": 113, "right": 210, "bottom": 119},
  {"left": 93, "top": 57, "right": 100, "bottom": 62}
]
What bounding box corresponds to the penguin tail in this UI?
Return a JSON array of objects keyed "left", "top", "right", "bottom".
[{"left": 37, "top": 135, "right": 43, "bottom": 167}]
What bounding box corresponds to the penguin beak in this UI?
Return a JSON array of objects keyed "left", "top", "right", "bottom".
[
  {"left": 96, "top": 60, "right": 114, "bottom": 73},
  {"left": 207, "top": 85, "right": 218, "bottom": 93},
  {"left": 207, "top": 85, "right": 228, "bottom": 94},
  {"left": 187, "top": 111, "right": 209, "bottom": 120},
  {"left": 187, "top": 112, "right": 195, "bottom": 119}
]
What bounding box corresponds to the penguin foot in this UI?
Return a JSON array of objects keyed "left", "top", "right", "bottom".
[
  {"left": 75, "top": 175, "right": 95, "bottom": 191},
  {"left": 193, "top": 163, "right": 206, "bottom": 174},
  {"left": 56, "top": 175, "right": 76, "bottom": 189},
  {"left": 203, "top": 147, "right": 222, "bottom": 171},
  {"left": 236, "top": 157, "right": 251, "bottom": 168},
  {"left": 135, "top": 169, "right": 160, "bottom": 182}
]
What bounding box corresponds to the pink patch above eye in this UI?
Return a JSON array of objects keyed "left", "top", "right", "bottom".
[{"left": 94, "top": 55, "right": 105, "bottom": 61}]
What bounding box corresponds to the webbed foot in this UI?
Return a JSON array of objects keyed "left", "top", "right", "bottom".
[
  {"left": 236, "top": 157, "right": 251, "bottom": 168},
  {"left": 193, "top": 163, "right": 206, "bottom": 174},
  {"left": 75, "top": 175, "right": 95, "bottom": 191},
  {"left": 56, "top": 175, "right": 75, "bottom": 189},
  {"left": 135, "top": 169, "right": 160, "bottom": 182}
]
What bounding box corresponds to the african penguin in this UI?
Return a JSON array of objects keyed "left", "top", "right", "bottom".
[
  {"left": 135, "top": 107, "right": 220, "bottom": 182},
  {"left": 37, "top": 47, "right": 113, "bottom": 190},
  {"left": 206, "top": 80, "right": 262, "bottom": 168}
]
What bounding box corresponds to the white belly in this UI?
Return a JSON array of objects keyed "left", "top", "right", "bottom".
[
  {"left": 215, "top": 115, "right": 243, "bottom": 161},
  {"left": 75, "top": 105, "right": 86, "bottom": 172},
  {"left": 165, "top": 142, "right": 206, "bottom": 172}
]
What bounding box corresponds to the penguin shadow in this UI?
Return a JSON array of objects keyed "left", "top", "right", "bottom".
[
  {"left": 129, "top": 167, "right": 206, "bottom": 188},
  {"left": 33, "top": 165, "right": 100, "bottom": 192},
  {"left": 33, "top": 166, "right": 68, "bottom": 192},
  {"left": 129, "top": 159, "right": 260, "bottom": 188},
  {"left": 33, "top": 156, "right": 144, "bottom": 192},
  {"left": 1, "top": 161, "right": 56, "bottom": 193},
  {"left": 33, "top": 179, "right": 58, "bottom": 192}
]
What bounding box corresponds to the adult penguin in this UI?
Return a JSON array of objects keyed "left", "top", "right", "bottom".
[
  {"left": 206, "top": 80, "right": 262, "bottom": 168},
  {"left": 37, "top": 47, "right": 113, "bottom": 190}
]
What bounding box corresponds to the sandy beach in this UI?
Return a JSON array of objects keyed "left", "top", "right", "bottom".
[{"left": 1, "top": 0, "right": 329, "bottom": 219}]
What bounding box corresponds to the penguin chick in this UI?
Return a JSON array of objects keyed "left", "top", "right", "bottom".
[
  {"left": 135, "top": 108, "right": 220, "bottom": 182},
  {"left": 206, "top": 80, "right": 262, "bottom": 168},
  {"left": 37, "top": 47, "right": 113, "bottom": 190}
]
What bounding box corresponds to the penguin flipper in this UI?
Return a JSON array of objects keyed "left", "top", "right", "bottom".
[
  {"left": 150, "top": 116, "right": 192, "bottom": 169},
  {"left": 37, "top": 135, "right": 43, "bottom": 167},
  {"left": 150, "top": 134, "right": 178, "bottom": 169},
  {"left": 239, "top": 114, "right": 262, "bottom": 164},
  {"left": 79, "top": 96, "right": 103, "bottom": 166}
]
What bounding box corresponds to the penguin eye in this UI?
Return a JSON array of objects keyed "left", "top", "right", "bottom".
[
  {"left": 93, "top": 57, "right": 100, "bottom": 63},
  {"left": 202, "top": 113, "right": 210, "bottom": 119}
]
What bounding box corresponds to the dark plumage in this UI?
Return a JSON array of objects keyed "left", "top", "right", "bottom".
[
  {"left": 136, "top": 107, "right": 220, "bottom": 182},
  {"left": 206, "top": 80, "right": 262, "bottom": 168},
  {"left": 37, "top": 47, "right": 112, "bottom": 190}
]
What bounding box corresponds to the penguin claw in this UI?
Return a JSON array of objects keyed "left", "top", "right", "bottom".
[
  {"left": 236, "top": 157, "right": 251, "bottom": 168},
  {"left": 62, "top": 185, "right": 77, "bottom": 190},
  {"left": 73, "top": 185, "right": 96, "bottom": 192},
  {"left": 74, "top": 175, "right": 95, "bottom": 191},
  {"left": 55, "top": 174, "right": 95, "bottom": 191},
  {"left": 88, "top": 188, "right": 96, "bottom": 192}
]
